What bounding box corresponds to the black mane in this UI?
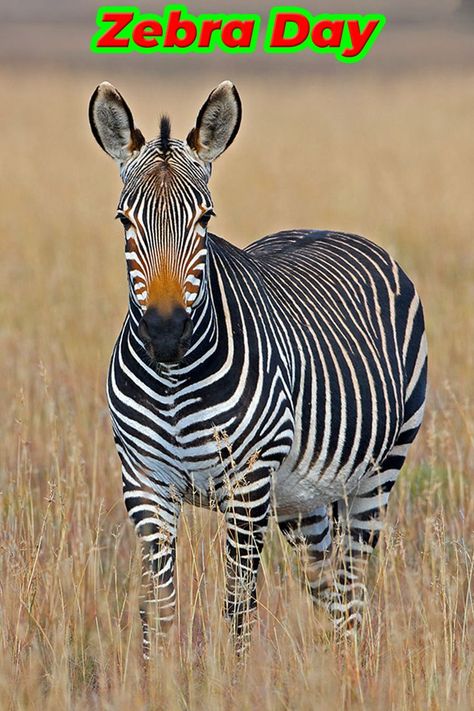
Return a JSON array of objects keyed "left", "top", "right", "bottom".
[{"left": 159, "top": 115, "right": 171, "bottom": 154}]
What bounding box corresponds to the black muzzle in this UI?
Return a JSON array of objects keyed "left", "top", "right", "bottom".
[{"left": 138, "top": 306, "right": 193, "bottom": 364}]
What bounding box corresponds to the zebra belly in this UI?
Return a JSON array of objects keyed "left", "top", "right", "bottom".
[
  {"left": 272, "top": 404, "right": 401, "bottom": 515},
  {"left": 272, "top": 458, "right": 373, "bottom": 515}
]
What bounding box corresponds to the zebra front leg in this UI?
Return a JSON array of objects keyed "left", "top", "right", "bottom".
[
  {"left": 223, "top": 468, "right": 271, "bottom": 653},
  {"left": 124, "top": 485, "right": 181, "bottom": 659}
]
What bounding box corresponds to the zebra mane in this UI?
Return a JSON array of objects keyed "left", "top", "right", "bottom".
[{"left": 159, "top": 115, "right": 171, "bottom": 155}]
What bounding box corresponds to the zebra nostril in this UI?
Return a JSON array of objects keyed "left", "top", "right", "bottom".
[
  {"left": 181, "top": 317, "right": 193, "bottom": 344},
  {"left": 138, "top": 317, "right": 151, "bottom": 343}
]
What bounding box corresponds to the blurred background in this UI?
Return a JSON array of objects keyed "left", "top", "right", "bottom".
[{"left": 0, "top": 1, "right": 473, "bottom": 709}]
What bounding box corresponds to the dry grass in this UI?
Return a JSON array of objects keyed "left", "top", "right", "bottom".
[{"left": 0, "top": 67, "right": 473, "bottom": 709}]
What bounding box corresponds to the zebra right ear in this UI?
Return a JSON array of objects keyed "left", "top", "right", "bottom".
[
  {"left": 187, "top": 81, "right": 242, "bottom": 163},
  {"left": 89, "top": 82, "right": 145, "bottom": 168}
]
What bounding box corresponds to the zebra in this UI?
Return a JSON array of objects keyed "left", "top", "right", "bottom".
[{"left": 88, "top": 80, "right": 427, "bottom": 656}]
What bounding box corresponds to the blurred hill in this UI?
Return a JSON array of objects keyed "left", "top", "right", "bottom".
[{"left": 0, "top": 0, "right": 471, "bottom": 23}]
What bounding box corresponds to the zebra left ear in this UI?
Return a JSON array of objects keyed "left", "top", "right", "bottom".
[
  {"left": 89, "top": 81, "right": 145, "bottom": 168},
  {"left": 187, "top": 81, "right": 242, "bottom": 163}
]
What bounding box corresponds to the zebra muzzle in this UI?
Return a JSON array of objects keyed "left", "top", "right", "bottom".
[{"left": 138, "top": 306, "right": 193, "bottom": 364}]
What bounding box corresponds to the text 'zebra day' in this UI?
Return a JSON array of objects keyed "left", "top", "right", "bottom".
[{"left": 91, "top": 6, "right": 385, "bottom": 63}]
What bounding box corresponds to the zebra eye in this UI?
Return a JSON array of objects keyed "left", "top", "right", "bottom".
[
  {"left": 198, "top": 210, "right": 215, "bottom": 228},
  {"left": 116, "top": 213, "right": 133, "bottom": 230}
]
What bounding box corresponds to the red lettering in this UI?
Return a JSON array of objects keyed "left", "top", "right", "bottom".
[
  {"left": 312, "top": 20, "right": 344, "bottom": 49},
  {"left": 96, "top": 12, "right": 133, "bottom": 48},
  {"left": 343, "top": 20, "right": 380, "bottom": 58},
  {"left": 269, "top": 12, "right": 309, "bottom": 48},
  {"left": 221, "top": 20, "right": 255, "bottom": 49},
  {"left": 132, "top": 20, "right": 162, "bottom": 49},
  {"left": 199, "top": 19, "right": 222, "bottom": 48},
  {"left": 164, "top": 10, "right": 197, "bottom": 48}
]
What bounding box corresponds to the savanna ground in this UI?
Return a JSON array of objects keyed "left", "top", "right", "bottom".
[{"left": 0, "top": 65, "right": 473, "bottom": 710}]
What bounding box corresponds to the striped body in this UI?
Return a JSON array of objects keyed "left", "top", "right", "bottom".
[{"left": 110, "top": 229, "right": 426, "bottom": 519}]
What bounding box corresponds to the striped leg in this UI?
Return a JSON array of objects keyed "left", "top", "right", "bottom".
[
  {"left": 322, "top": 491, "right": 378, "bottom": 634},
  {"left": 326, "top": 358, "right": 427, "bottom": 634},
  {"left": 223, "top": 467, "right": 271, "bottom": 652},
  {"left": 326, "top": 452, "right": 406, "bottom": 634},
  {"left": 276, "top": 444, "right": 413, "bottom": 634},
  {"left": 277, "top": 507, "right": 334, "bottom": 601},
  {"left": 123, "top": 480, "right": 181, "bottom": 659}
]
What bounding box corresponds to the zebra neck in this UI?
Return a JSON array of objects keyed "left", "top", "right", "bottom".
[{"left": 181, "top": 277, "right": 221, "bottom": 368}]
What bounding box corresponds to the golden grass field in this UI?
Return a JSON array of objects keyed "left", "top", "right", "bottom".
[{"left": 0, "top": 66, "right": 473, "bottom": 709}]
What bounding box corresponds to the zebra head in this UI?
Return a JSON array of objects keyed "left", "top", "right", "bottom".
[{"left": 89, "top": 80, "right": 242, "bottom": 364}]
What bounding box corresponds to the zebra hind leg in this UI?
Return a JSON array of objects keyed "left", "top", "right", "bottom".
[
  {"left": 277, "top": 507, "right": 335, "bottom": 610},
  {"left": 276, "top": 453, "right": 406, "bottom": 638},
  {"left": 327, "top": 327, "right": 427, "bottom": 635},
  {"left": 326, "top": 434, "right": 418, "bottom": 636}
]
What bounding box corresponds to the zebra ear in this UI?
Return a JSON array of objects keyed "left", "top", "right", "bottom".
[
  {"left": 89, "top": 82, "right": 145, "bottom": 167},
  {"left": 187, "top": 81, "right": 242, "bottom": 163}
]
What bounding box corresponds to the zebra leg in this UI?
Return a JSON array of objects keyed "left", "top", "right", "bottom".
[
  {"left": 277, "top": 488, "right": 393, "bottom": 634},
  {"left": 277, "top": 507, "right": 335, "bottom": 601},
  {"left": 327, "top": 374, "right": 427, "bottom": 634},
  {"left": 326, "top": 448, "right": 417, "bottom": 633},
  {"left": 223, "top": 467, "right": 271, "bottom": 652},
  {"left": 325, "top": 459, "right": 402, "bottom": 634},
  {"left": 124, "top": 482, "right": 181, "bottom": 659},
  {"left": 320, "top": 491, "right": 376, "bottom": 635},
  {"left": 324, "top": 327, "right": 428, "bottom": 634}
]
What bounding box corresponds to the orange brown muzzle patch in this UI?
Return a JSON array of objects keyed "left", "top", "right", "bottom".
[{"left": 146, "top": 267, "right": 186, "bottom": 316}]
